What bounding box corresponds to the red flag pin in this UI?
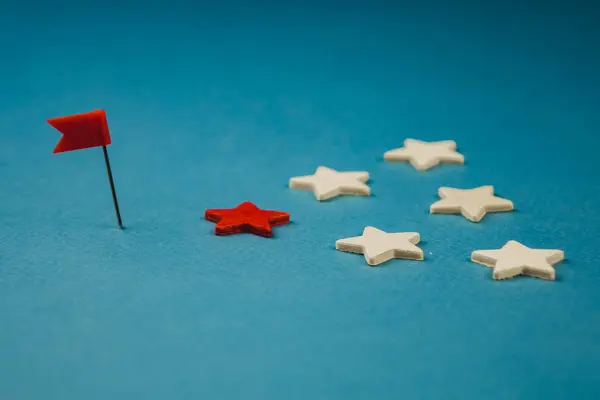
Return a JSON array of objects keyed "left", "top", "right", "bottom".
[{"left": 47, "top": 110, "right": 123, "bottom": 229}]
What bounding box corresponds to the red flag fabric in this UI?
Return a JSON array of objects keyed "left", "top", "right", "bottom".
[{"left": 47, "top": 110, "right": 111, "bottom": 154}]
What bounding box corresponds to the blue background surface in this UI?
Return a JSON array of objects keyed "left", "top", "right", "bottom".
[{"left": 1, "top": 0, "right": 600, "bottom": 398}]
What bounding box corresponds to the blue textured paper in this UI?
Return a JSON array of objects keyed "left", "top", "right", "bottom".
[{"left": 1, "top": 1, "right": 599, "bottom": 399}]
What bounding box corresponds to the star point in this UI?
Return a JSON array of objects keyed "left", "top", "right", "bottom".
[
  {"left": 430, "top": 186, "right": 514, "bottom": 222},
  {"left": 471, "top": 240, "right": 565, "bottom": 280},
  {"left": 336, "top": 226, "right": 424, "bottom": 266},
  {"left": 384, "top": 139, "right": 465, "bottom": 171},
  {"left": 289, "top": 166, "right": 371, "bottom": 201}
]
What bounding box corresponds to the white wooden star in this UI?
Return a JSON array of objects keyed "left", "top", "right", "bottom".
[
  {"left": 335, "top": 226, "right": 424, "bottom": 266},
  {"left": 384, "top": 139, "right": 465, "bottom": 171},
  {"left": 471, "top": 240, "right": 565, "bottom": 280},
  {"left": 430, "top": 185, "right": 514, "bottom": 222},
  {"left": 289, "top": 166, "right": 370, "bottom": 201}
]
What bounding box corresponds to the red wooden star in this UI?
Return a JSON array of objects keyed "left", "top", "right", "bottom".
[{"left": 204, "top": 201, "right": 290, "bottom": 237}]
